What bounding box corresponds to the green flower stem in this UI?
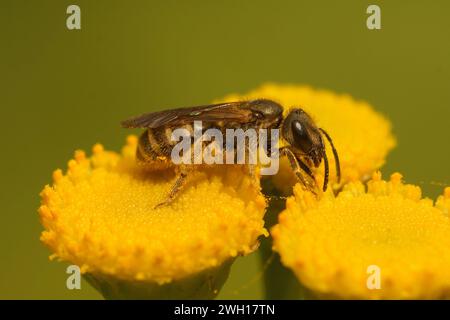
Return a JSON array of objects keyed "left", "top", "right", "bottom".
[
  {"left": 260, "top": 179, "right": 309, "bottom": 300},
  {"left": 84, "top": 259, "right": 234, "bottom": 300}
]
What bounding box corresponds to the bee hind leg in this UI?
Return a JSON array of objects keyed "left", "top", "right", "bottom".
[{"left": 153, "top": 166, "right": 189, "bottom": 209}]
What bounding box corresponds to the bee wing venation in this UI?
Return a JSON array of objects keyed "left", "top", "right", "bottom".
[{"left": 121, "top": 101, "right": 253, "bottom": 129}]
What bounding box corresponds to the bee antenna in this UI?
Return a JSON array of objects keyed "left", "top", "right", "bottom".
[
  {"left": 319, "top": 128, "right": 341, "bottom": 184},
  {"left": 322, "top": 147, "right": 329, "bottom": 191}
]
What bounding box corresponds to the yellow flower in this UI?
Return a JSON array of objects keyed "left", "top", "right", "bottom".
[
  {"left": 272, "top": 172, "right": 450, "bottom": 299},
  {"left": 219, "top": 83, "right": 396, "bottom": 194},
  {"left": 39, "top": 136, "right": 267, "bottom": 299}
]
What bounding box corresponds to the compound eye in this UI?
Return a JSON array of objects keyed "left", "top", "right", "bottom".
[{"left": 292, "top": 120, "right": 312, "bottom": 152}]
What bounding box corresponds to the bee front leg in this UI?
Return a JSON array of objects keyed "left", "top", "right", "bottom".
[
  {"left": 154, "top": 165, "right": 190, "bottom": 209},
  {"left": 280, "top": 147, "right": 318, "bottom": 195}
]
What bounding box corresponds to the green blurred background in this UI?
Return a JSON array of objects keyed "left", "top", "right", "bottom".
[{"left": 1, "top": 0, "right": 449, "bottom": 299}]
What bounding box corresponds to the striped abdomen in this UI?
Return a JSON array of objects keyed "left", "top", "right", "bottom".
[
  {"left": 136, "top": 127, "right": 175, "bottom": 163},
  {"left": 136, "top": 122, "right": 271, "bottom": 169}
]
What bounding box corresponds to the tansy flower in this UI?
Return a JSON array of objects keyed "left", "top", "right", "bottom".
[
  {"left": 39, "top": 136, "right": 267, "bottom": 299},
  {"left": 219, "top": 83, "right": 396, "bottom": 194},
  {"left": 271, "top": 172, "right": 450, "bottom": 299}
]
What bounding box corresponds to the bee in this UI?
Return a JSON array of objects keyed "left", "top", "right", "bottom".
[{"left": 121, "top": 99, "right": 340, "bottom": 207}]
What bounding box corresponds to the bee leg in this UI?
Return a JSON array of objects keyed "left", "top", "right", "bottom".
[
  {"left": 244, "top": 139, "right": 259, "bottom": 185},
  {"left": 280, "top": 147, "right": 317, "bottom": 194},
  {"left": 247, "top": 164, "right": 260, "bottom": 186},
  {"left": 154, "top": 166, "right": 189, "bottom": 209},
  {"left": 247, "top": 164, "right": 254, "bottom": 178}
]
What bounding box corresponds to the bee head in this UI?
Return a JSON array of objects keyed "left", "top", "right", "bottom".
[{"left": 282, "top": 108, "right": 324, "bottom": 167}]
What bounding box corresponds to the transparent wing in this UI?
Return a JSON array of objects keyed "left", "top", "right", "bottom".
[{"left": 121, "top": 101, "right": 253, "bottom": 129}]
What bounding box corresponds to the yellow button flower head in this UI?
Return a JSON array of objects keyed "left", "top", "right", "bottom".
[
  {"left": 39, "top": 136, "right": 267, "bottom": 299},
  {"left": 219, "top": 83, "right": 396, "bottom": 194},
  {"left": 272, "top": 172, "right": 450, "bottom": 299}
]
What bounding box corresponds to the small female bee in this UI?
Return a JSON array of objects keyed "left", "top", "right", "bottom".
[{"left": 122, "top": 99, "right": 340, "bottom": 207}]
